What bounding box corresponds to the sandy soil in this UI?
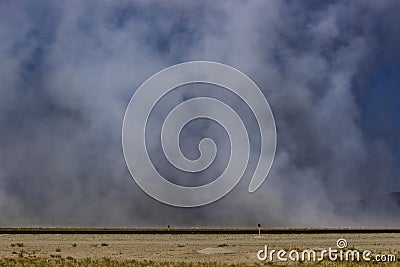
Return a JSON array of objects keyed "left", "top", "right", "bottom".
[{"left": 0, "top": 233, "right": 399, "bottom": 264}]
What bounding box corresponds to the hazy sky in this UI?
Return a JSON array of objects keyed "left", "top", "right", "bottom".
[{"left": 0, "top": 0, "right": 399, "bottom": 227}]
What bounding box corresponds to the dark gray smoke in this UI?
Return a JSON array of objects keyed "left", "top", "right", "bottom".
[{"left": 0, "top": 0, "right": 399, "bottom": 227}]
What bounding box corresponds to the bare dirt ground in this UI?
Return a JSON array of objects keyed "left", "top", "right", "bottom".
[{"left": 0, "top": 233, "right": 399, "bottom": 265}]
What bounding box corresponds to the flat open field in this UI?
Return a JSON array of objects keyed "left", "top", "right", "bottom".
[{"left": 0, "top": 229, "right": 399, "bottom": 266}]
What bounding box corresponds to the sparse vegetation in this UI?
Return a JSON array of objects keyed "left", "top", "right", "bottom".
[
  {"left": 0, "top": 256, "right": 398, "bottom": 266},
  {"left": 17, "top": 250, "right": 24, "bottom": 258},
  {"left": 1, "top": 232, "right": 399, "bottom": 266},
  {"left": 50, "top": 254, "right": 61, "bottom": 258}
]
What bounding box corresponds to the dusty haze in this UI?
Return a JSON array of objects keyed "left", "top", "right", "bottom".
[{"left": 0, "top": 0, "right": 400, "bottom": 227}]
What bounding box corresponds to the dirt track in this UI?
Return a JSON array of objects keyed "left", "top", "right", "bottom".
[{"left": 1, "top": 232, "right": 400, "bottom": 264}]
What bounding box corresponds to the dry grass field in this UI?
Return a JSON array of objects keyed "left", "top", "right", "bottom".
[{"left": 0, "top": 230, "right": 399, "bottom": 266}]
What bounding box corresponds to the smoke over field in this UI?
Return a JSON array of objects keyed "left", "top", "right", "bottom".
[{"left": 0, "top": 0, "right": 399, "bottom": 227}]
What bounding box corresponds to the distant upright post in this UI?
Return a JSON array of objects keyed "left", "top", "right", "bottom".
[
  {"left": 167, "top": 225, "right": 170, "bottom": 231},
  {"left": 257, "top": 223, "right": 261, "bottom": 237}
]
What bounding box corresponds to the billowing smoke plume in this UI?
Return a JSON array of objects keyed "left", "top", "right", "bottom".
[{"left": 0, "top": 0, "right": 399, "bottom": 227}]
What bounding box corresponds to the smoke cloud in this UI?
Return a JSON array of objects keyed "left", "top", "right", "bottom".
[{"left": 0, "top": 0, "right": 399, "bottom": 227}]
